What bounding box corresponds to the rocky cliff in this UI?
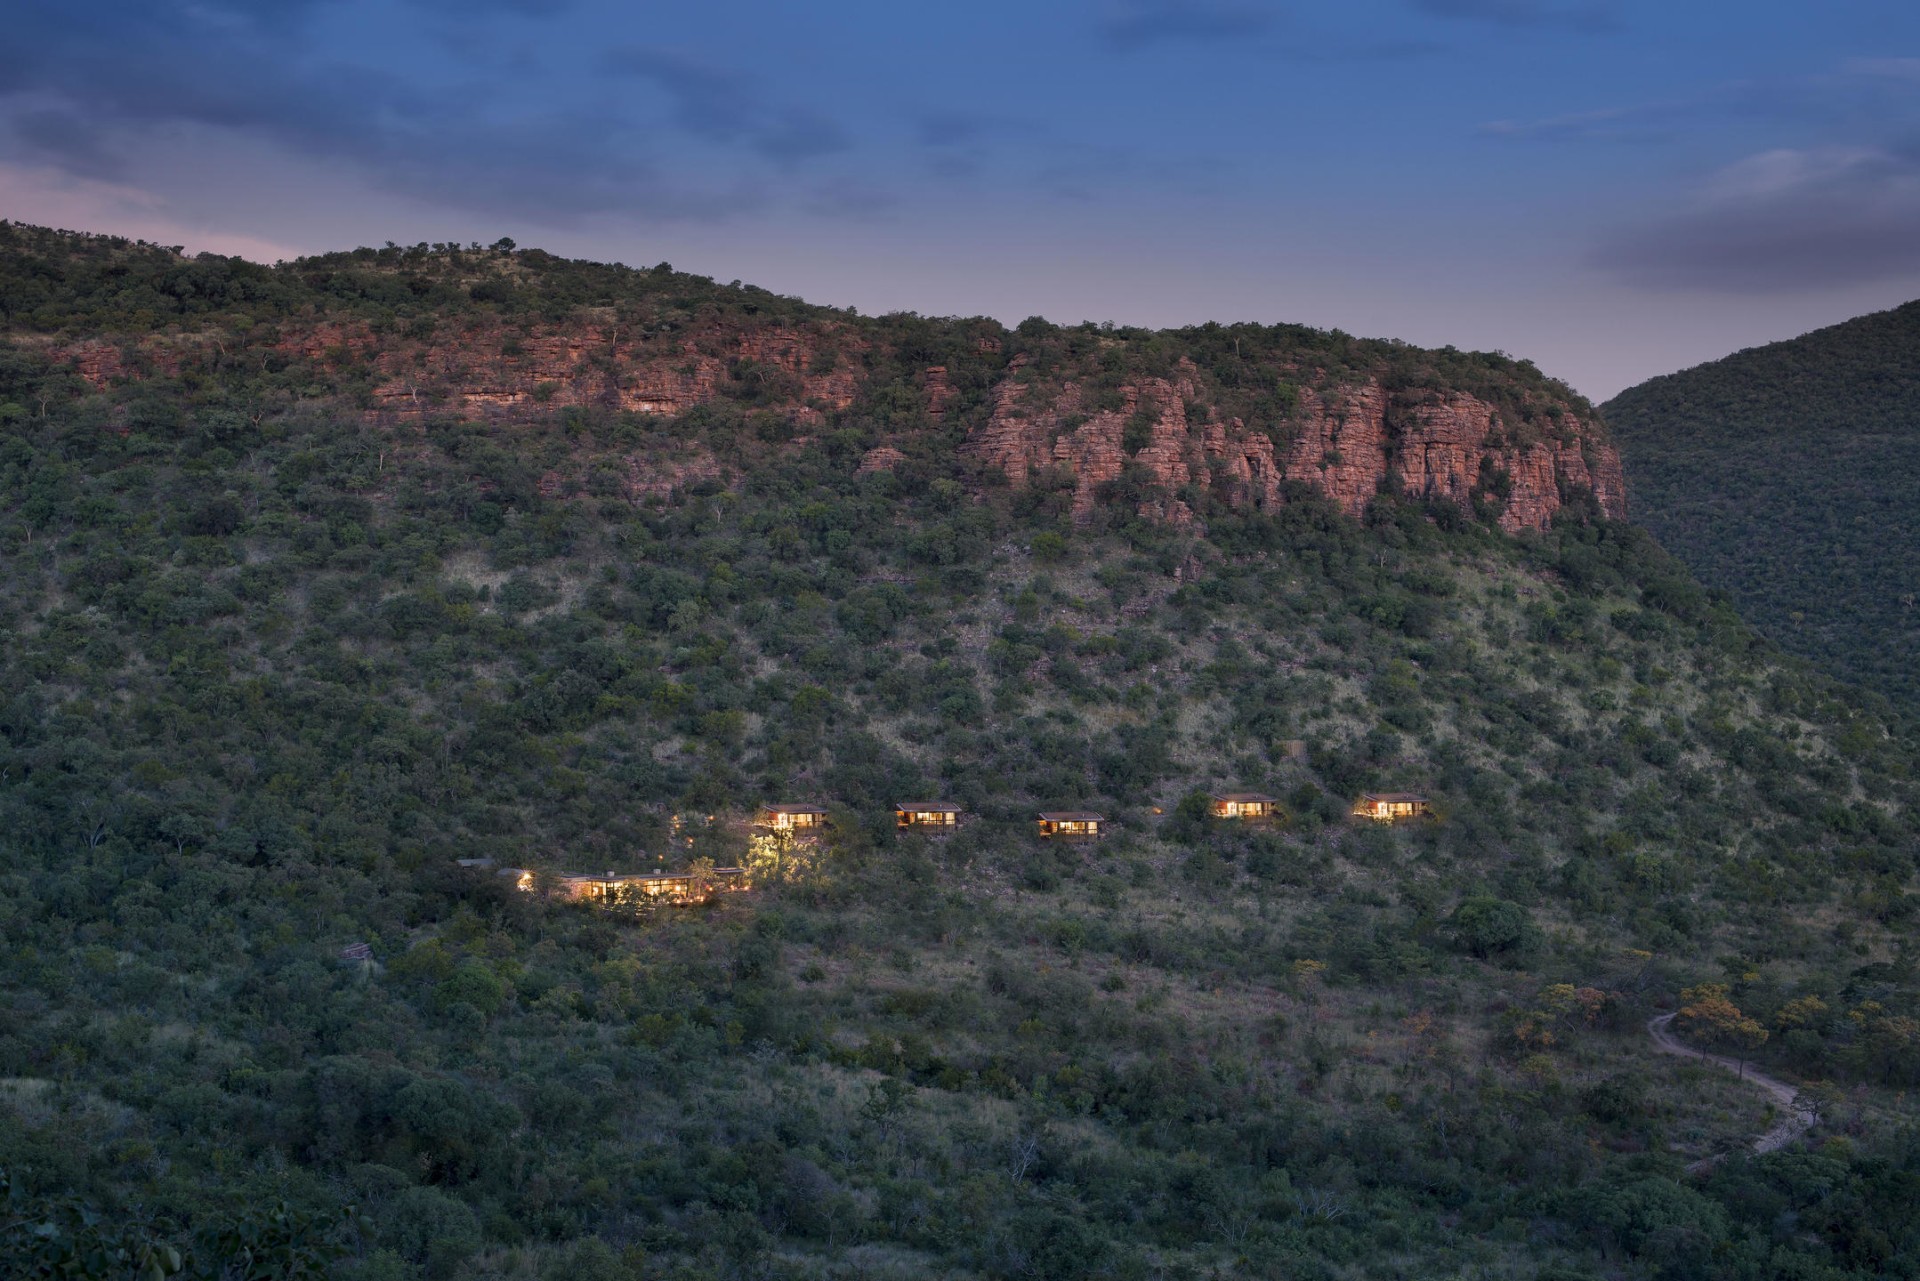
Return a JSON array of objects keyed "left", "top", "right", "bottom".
[
  {"left": 15, "top": 234, "right": 1624, "bottom": 533},
  {"left": 962, "top": 357, "right": 1625, "bottom": 532},
  {"left": 45, "top": 315, "right": 864, "bottom": 422}
]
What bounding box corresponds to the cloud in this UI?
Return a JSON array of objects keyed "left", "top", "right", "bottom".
[
  {"left": 908, "top": 110, "right": 1007, "bottom": 180},
  {"left": 0, "top": 2, "right": 854, "bottom": 229},
  {"left": 1097, "top": 0, "right": 1274, "bottom": 51},
  {"left": 7, "top": 104, "right": 128, "bottom": 179},
  {"left": 1479, "top": 101, "right": 1683, "bottom": 142},
  {"left": 0, "top": 161, "right": 306, "bottom": 262},
  {"left": 1481, "top": 58, "right": 1920, "bottom": 290},
  {"left": 1410, "top": 0, "right": 1618, "bottom": 31},
  {"left": 601, "top": 46, "right": 849, "bottom": 164},
  {"left": 0, "top": 6, "right": 427, "bottom": 185},
  {"left": 1591, "top": 145, "right": 1920, "bottom": 291},
  {"left": 1480, "top": 55, "right": 1920, "bottom": 145},
  {"left": 1845, "top": 57, "right": 1920, "bottom": 83},
  {"left": 1697, "top": 146, "right": 1889, "bottom": 201}
]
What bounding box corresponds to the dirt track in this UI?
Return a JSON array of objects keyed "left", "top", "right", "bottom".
[{"left": 1647, "top": 1012, "right": 1817, "bottom": 1173}]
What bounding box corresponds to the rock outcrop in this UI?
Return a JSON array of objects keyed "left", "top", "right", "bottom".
[
  {"left": 52, "top": 319, "right": 862, "bottom": 423},
  {"left": 963, "top": 360, "right": 1625, "bottom": 532},
  {"left": 55, "top": 340, "right": 134, "bottom": 389},
  {"left": 921, "top": 366, "right": 958, "bottom": 419},
  {"left": 964, "top": 356, "right": 1209, "bottom": 526},
  {"left": 39, "top": 311, "right": 1621, "bottom": 531},
  {"left": 362, "top": 321, "right": 863, "bottom": 421},
  {"left": 856, "top": 446, "right": 908, "bottom": 475}
]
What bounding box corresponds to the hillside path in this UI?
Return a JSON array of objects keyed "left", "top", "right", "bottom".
[{"left": 1647, "top": 1012, "right": 1817, "bottom": 1174}]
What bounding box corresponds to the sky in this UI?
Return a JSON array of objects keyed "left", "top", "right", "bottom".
[{"left": 5, "top": 1, "right": 1920, "bottom": 399}]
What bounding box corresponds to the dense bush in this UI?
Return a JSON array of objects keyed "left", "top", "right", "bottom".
[
  {"left": 0, "top": 224, "right": 1916, "bottom": 1279},
  {"left": 1604, "top": 300, "right": 1920, "bottom": 706}
]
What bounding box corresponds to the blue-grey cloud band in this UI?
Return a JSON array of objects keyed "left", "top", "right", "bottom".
[
  {"left": 1592, "top": 172, "right": 1920, "bottom": 292},
  {"left": 0, "top": 0, "right": 848, "bottom": 224}
]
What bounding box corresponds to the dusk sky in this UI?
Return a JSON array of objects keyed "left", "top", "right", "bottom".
[{"left": 6, "top": 0, "right": 1920, "bottom": 398}]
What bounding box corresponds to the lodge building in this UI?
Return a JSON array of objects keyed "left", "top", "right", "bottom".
[
  {"left": 758, "top": 803, "right": 828, "bottom": 832},
  {"left": 1210, "top": 792, "right": 1279, "bottom": 820},
  {"left": 1037, "top": 811, "right": 1105, "bottom": 840},
  {"left": 456, "top": 784, "right": 1445, "bottom": 915},
  {"left": 456, "top": 858, "right": 743, "bottom": 905},
  {"left": 1353, "top": 792, "right": 1431, "bottom": 824},
  {"left": 553, "top": 867, "right": 746, "bottom": 904},
  {"left": 896, "top": 801, "right": 962, "bottom": 830}
]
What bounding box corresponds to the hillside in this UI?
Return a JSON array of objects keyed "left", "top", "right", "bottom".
[
  {"left": 2, "top": 222, "right": 1918, "bottom": 1281},
  {"left": 1602, "top": 302, "right": 1920, "bottom": 707}
]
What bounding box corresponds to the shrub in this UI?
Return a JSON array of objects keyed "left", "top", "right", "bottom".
[
  {"left": 1448, "top": 896, "right": 1539, "bottom": 959},
  {"left": 378, "top": 1187, "right": 480, "bottom": 1279}
]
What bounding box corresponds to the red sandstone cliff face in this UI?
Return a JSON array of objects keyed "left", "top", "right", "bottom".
[
  {"left": 48, "top": 318, "right": 864, "bottom": 423},
  {"left": 33, "top": 316, "right": 1622, "bottom": 530},
  {"left": 856, "top": 446, "right": 908, "bottom": 475},
  {"left": 965, "top": 356, "right": 1212, "bottom": 526},
  {"left": 921, "top": 366, "right": 958, "bottom": 419},
  {"left": 369, "top": 320, "right": 864, "bottom": 421},
  {"left": 963, "top": 362, "right": 1626, "bottom": 532},
  {"left": 55, "top": 340, "right": 134, "bottom": 388}
]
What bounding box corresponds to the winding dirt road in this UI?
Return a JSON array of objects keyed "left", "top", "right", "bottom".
[{"left": 1647, "top": 1012, "right": 1817, "bottom": 1173}]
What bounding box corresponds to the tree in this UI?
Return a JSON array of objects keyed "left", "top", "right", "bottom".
[
  {"left": 1, "top": 1169, "right": 182, "bottom": 1281},
  {"left": 1448, "top": 896, "right": 1538, "bottom": 959},
  {"left": 1774, "top": 994, "right": 1829, "bottom": 1031},
  {"left": 379, "top": 1187, "right": 479, "bottom": 1280},
  {"left": 1577, "top": 1172, "right": 1728, "bottom": 1269},
  {"left": 193, "top": 1200, "right": 355, "bottom": 1281},
  {"left": 1161, "top": 789, "right": 1215, "bottom": 844},
  {"left": 688, "top": 856, "right": 716, "bottom": 902},
  {"left": 1677, "top": 983, "right": 1769, "bottom": 1067},
  {"left": 1858, "top": 1013, "right": 1920, "bottom": 1086}
]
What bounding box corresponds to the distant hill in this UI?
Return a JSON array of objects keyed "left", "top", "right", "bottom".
[
  {"left": 1603, "top": 302, "right": 1920, "bottom": 707},
  {"left": 2, "top": 222, "right": 1918, "bottom": 1280},
  {"left": 0, "top": 221, "right": 1626, "bottom": 535}
]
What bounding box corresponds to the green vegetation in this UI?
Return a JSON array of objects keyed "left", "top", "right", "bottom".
[
  {"left": 1, "top": 224, "right": 1918, "bottom": 1279},
  {"left": 1602, "top": 300, "right": 1920, "bottom": 707}
]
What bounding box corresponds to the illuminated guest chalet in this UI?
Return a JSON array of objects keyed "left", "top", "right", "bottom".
[
  {"left": 758, "top": 803, "right": 828, "bottom": 832},
  {"left": 554, "top": 867, "right": 746, "bottom": 904},
  {"left": 896, "top": 801, "right": 962, "bottom": 830},
  {"left": 457, "top": 857, "right": 743, "bottom": 905},
  {"left": 1353, "top": 792, "right": 1431, "bottom": 823},
  {"left": 1210, "top": 792, "right": 1279, "bottom": 820},
  {"left": 1037, "top": 811, "right": 1105, "bottom": 840}
]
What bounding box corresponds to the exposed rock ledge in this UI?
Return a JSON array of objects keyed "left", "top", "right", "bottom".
[{"left": 962, "top": 358, "right": 1625, "bottom": 532}]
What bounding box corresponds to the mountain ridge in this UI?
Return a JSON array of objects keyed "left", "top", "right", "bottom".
[
  {"left": 1602, "top": 298, "right": 1920, "bottom": 707},
  {"left": 3, "top": 220, "right": 1624, "bottom": 537},
  {"left": 2, "top": 221, "right": 1917, "bottom": 1281}
]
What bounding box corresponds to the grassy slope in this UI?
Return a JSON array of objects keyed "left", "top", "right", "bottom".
[
  {"left": 1602, "top": 301, "right": 1920, "bottom": 707},
  {"left": 0, "top": 225, "right": 1918, "bottom": 1280}
]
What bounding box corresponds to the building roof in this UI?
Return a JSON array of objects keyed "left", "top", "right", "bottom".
[
  {"left": 1360, "top": 792, "right": 1429, "bottom": 803},
  {"left": 763, "top": 803, "right": 828, "bottom": 814},
  {"left": 1038, "top": 811, "right": 1105, "bottom": 822},
  {"left": 1210, "top": 792, "right": 1278, "bottom": 804},
  {"left": 895, "top": 801, "right": 961, "bottom": 812}
]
